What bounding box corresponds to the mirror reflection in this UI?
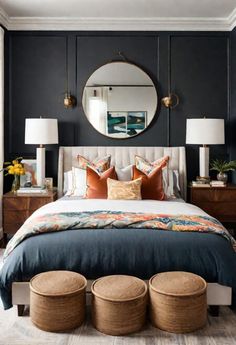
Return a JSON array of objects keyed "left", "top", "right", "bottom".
[{"left": 82, "top": 62, "right": 158, "bottom": 138}]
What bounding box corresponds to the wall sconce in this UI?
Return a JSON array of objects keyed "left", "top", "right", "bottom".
[
  {"left": 161, "top": 93, "right": 179, "bottom": 109},
  {"left": 63, "top": 37, "right": 76, "bottom": 109},
  {"left": 64, "top": 92, "right": 76, "bottom": 109}
]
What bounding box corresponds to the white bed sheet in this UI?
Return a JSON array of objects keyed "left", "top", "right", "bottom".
[{"left": 31, "top": 198, "right": 209, "bottom": 220}]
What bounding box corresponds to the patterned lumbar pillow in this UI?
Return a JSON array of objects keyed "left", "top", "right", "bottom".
[
  {"left": 107, "top": 178, "right": 142, "bottom": 200},
  {"left": 77, "top": 154, "right": 111, "bottom": 174},
  {"left": 135, "top": 155, "right": 169, "bottom": 175}
]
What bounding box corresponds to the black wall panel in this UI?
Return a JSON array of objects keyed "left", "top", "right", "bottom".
[
  {"left": 230, "top": 27, "right": 236, "bottom": 182},
  {"left": 4, "top": 31, "right": 230, "bottom": 187},
  {"left": 170, "top": 35, "right": 229, "bottom": 180}
]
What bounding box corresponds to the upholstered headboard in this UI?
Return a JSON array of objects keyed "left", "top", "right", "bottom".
[{"left": 58, "top": 146, "right": 187, "bottom": 200}]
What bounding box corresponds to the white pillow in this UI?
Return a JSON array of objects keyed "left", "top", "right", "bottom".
[
  {"left": 163, "top": 169, "right": 181, "bottom": 199},
  {"left": 116, "top": 165, "right": 133, "bottom": 181},
  {"left": 72, "top": 167, "right": 87, "bottom": 197},
  {"left": 64, "top": 170, "right": 73, "bottom": 195},
  {"left": 64, "top": 168, "right": 87, "bottom": 196}
]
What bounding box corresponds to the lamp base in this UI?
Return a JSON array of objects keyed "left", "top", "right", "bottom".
[
  {"left": 36, "top": 147, "right": 45, "bottom": 187},
  {"left": 199, "top": 146, "right": 209, "bottom": 178}
]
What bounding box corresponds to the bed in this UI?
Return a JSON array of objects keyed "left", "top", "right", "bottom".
[{"left": 0, "top": 146, "right": 235, "bottom": 314}]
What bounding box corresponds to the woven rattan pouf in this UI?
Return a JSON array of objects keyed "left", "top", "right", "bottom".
[
  {"left": 91, "top": 275, "right": 148, "bottom": 335},
  {"left": 30, "top": 271, "right": 87, "bottom": 332},
  {"left": 149, "top": 271, "right": 207, "bottom": 333}
]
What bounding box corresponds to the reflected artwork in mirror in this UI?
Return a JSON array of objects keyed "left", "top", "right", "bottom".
[{"left": 82, "top": 62, "right": 158, "bottom": 139}]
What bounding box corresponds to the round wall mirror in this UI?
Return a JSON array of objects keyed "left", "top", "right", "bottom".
[{"left": 82, "top": 62, "right": 158, "bottom": 139}]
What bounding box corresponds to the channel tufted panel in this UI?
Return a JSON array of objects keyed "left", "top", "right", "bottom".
[{"left": 58, "top": 146, "right": 187, "bottom": 200}]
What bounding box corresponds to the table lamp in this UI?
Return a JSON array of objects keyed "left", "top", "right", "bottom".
[
  {"left": 25, "top": 118, "right": 58, "bottom": 186},
  {"left": 186, "top": 118, "right": 225, "bottom": 178}
]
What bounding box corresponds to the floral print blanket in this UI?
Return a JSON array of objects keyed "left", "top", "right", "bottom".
[{"left": 4, "top": 211, "right": 236, "bottom": 259}]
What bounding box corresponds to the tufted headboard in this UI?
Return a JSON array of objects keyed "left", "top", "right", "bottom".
[{"left": 58, "top": 146, "right": 187, "bottom": 200}]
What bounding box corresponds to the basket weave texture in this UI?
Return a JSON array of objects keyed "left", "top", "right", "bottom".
[
  {"left": 30, "top": 270, "right": 87, "bottom": 332},
  {"left": 92, "top": 275, "right": 148, "bottom": 335},
  {"left": 149, "top": 271, "right": 207, "bottom": 333}
]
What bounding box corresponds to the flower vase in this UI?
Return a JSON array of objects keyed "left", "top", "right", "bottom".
[{"left": 11, "top": 174, "right": 20, "bottom": 193}]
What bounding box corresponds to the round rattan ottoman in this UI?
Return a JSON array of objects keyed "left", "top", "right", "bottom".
[
  {"left": 30, "top": 271, "right": 87, "bottom": 332},
  {"left": 149, "top": 271, "right": 207, "bottom": 333},
  {"left": 91, "top": 275, "right": 148, "bottom": 335}
]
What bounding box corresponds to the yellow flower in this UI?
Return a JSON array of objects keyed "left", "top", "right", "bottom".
[
  {"left": 12, "top": 160, "right": 18, "bottom": 165},
  {"left": 14, "top": 168, "right": 20, "bottom": 175},
  {"left": 8, "top": 168, "right": 14, "bottom": 175}
]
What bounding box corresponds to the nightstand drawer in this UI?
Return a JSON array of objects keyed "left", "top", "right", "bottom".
[
  {"left": 4, "top": 223, "right": 24, "bottom": 234},
  {"left": 214, "top": 190, "right": 236, "bottom": 202},
  {"left": 4, "top": 211, "right": 28, "bottom": 223},
  {"left": 3, "top": 197, "right": 28, "bottom": 210},
  {"left": 191, "top": 189, "right": 215, "bottom": 202},
  {"left": 191, "top": 188, "right": 236, "bottom": 202},
  {"left": 189, "top": 184, "right": 236, "bottom": 224},
  {"left": 29, "top": 197, "right": 52, "bottom": 211},
  {"left": 3, "top": 191, "right": 57, "bottom": 239}
]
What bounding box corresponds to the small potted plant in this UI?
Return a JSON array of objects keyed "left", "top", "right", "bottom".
[
  {"left": 0, "top": 157, "right": 25, "bottom": 192},
  {"left": 210, "top": 159, "right": 236, "bottom": 182}
]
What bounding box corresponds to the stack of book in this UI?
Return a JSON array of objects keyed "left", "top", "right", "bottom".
[
  {"left": 17, "top": 186, "right": 47, "bottom": 194},
  {"left": 210, "top": 180, "right": 226, "bottom": 187},
  {"left": 191, "top": 181, "right": 210, "bottom": 187}
]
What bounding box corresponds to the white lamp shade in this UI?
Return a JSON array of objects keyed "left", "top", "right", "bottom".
[
  {"left": 25, "top": 118, "right": 58, "bottom": 145},
  {"left": 186, "top": 118, "right": 225, "bottom": 145}
]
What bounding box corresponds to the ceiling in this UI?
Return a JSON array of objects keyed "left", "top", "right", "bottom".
[{"left": 0, "top": 0, "right": 236, "bottom": 31}]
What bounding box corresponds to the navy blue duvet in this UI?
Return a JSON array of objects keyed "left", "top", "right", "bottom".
[{"left": 1, "top": 228, "right": 236, "bottom": 309}]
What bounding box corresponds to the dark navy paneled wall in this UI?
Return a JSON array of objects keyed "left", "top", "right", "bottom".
[
  {"left": 230, "top": 27, "right": 236, "bottom": 182},
  {"left": 4, "top": 31, "right": 231, "bottom": 187}
]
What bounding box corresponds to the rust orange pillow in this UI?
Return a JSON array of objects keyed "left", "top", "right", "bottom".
[
  {"left": 86, "top": 166, "right": 117, "bottom": 199},
  {"left": 132, "top": 165, "right": 165, "bottom": 200}
]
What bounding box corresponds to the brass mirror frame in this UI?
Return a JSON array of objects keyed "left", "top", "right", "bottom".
[{"left": 82, "top": 61, "right": 158, "bottom": 139}]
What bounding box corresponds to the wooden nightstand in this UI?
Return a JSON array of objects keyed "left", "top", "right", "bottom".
[
  {"left": 3, "top": 190, "right": 57, "bottom": 240},
  {"left": 189, "top": 184, "right": 236, "bottom": 223}
]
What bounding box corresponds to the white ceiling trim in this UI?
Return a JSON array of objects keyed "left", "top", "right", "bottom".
[
  {"left": 1, "top": 9, "right": 236, "bottom": 31},
  {"left": 228, "top": 7, "right": 236, "bottom": 30},
  {"left": 0, "top": 8, "right": 9, "bottom": 29}
]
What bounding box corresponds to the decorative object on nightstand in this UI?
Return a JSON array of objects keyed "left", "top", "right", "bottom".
[
  {"left": 3, "top": 190, "right": 57, "bottom": 241},
  {"left": 210, "top": 180, "right": 226, "bottom": 187},
  {"left": 191, "top": 176, "right": 211, "bottom": 187},
  {"left": 44, "top": 177, "right": 53, "bottom": 191},
  {"left": 0, "top": 157, "right": 25, "bottom": 193},
  {"left": 25, "top": 118, "right": 58, "bottom": 187},
  {"left": 186, "top": 118, "right": 225, "bottom": 179},
  {"left": 189, "top": 184, "right": 236, "bottom": 223},
  {"left": 210, "top": 159, "right": 236, "bottom": 183}
]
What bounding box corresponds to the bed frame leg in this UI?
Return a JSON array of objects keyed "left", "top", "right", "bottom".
[
  {"left": 17, "top": 305, "right": 25, "bottom": 316},
  {"left": 209, "top": 306, "right": 220, "bottom": 317}
]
